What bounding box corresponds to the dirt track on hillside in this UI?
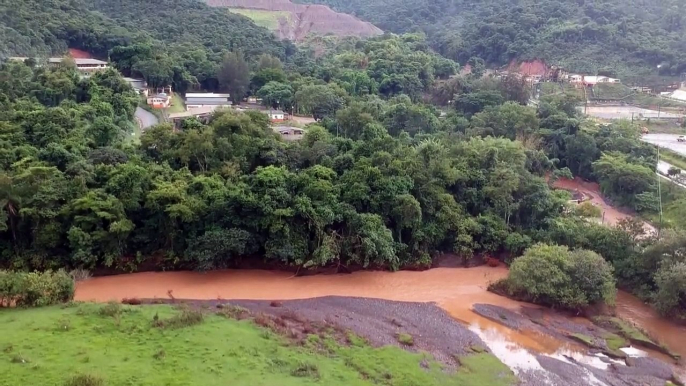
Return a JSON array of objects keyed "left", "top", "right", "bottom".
[
  {"left": 205, "top": 0, "right": 382, "bottom": 41},
  {"left": 553, "top": 177, "right": 657, "bottom": 234}
]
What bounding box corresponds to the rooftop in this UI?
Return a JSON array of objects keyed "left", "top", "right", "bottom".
[
  {"left": 169, "top": 106, "right": 218, "bottom": 119},
  {"left": 185, "top": 93, "right": 231, "bottom": 99},
  {"left": 47, "top": 58, "right": 108, "bottom": 65}
]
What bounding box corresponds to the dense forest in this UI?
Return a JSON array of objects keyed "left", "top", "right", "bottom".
[
  {"left": 1, "top": 31, "right": 685, "bottom": 318},
  {"left": 296, "top": 0, "right": 686, "bottom": 77},
  {"left": 0, "top": 0, "right": 684, "bottom": 319},
  {"left": 0, "top": 0, "right": 292, "bottom": 92}
]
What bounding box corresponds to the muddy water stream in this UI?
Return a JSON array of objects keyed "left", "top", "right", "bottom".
[{"left": 75, "top": 266, "right": 686, "bottom": 374}]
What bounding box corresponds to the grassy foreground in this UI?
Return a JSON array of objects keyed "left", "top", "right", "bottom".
[{"left": 0, "top": 303, "right": 516, "bottom": 386}]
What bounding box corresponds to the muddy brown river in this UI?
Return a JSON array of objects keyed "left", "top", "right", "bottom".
[{"left": 75, "top": 266, "right": 686, "bottom": 362}]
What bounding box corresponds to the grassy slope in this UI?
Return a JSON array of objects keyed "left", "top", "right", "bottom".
[
  {"left": 227, "top": 8, "right": 291, "bottom": 30},
  {"left": 0, "top": 303, "right": 516, "bottom": 386},
  {"left": 594, "top": 84, "right": 686, "bottom": 108},
  {"left": 168, "top": 93, "right": 186, "bottom": 114}
]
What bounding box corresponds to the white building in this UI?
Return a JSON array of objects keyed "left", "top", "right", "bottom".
[
  {"left": 268, "top": 110, "right": 286, "bottom": 122},
  {"left": 185, "top": 93, "right": 232, "bottom": 111},
  {"left": 146, "top": 93, "right": 171, "bottom": 109},
  {"left": 49, "top": 58, "right": 109, "bottom": 75},
  {"left": 9, "top": 57, "right": 109, "bottom": 76},
  {"left": 569, "top": 74, "right": 583, "bottom": 83},
  {"left": 568, "top": 75, "right": 620, "bottom": 85}
]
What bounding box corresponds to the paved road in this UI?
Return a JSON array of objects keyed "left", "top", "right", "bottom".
[
  {"left": 641, "top": 134, "right": 686, "bottom": 156},
  {"left": 657, "top": 160, "right": 686, "bottom": 189},
  {"left": 135, "top": 107, "right": 158, "bottom": 130}
]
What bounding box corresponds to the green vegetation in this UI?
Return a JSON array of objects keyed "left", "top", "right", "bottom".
[
  {"left": 0, "top": 270, "right": 74, "bottom": 307},
  {"left": 593, "top": 84, "right": 686, "bottom": 108},
  {"left": 296, "top": 0, "right": 686, "bottom": 77},
  {"left": 0, "top": 303, "right": 516, "bottom": 386},
  {"left": 396, "top": 332, "right": 414, "bottom": 346},
  {"left": 569, "top": 333, "right": 594, "bottom": 346},
  {"left": 168, "top": 94, "right": 186, "bottom": 114},
  {"left": 0, "top": 0, "right": 291, "bottom": 92},
  {"left": 0, "top": 0, "right": 684, "bottom": 320},
  {"left": 603, "top": 333, "right": 629, "bottom": 353},
  {"left": 660, "top": 149, "right": 686, "bottom": 171},
  {"left": 228, "top": 8, "right": 292, "bottom": 29},
  {"left": 1, "top": 29, "right": 685, "bottom": 318},
  {"left": 568, "top": 331, "right": 628, "bottom": 358},
  {"left": 496, "top": 244, "right": 616, "bottom": 310},
  {"left": 593, "top": 316, "right": 680, "bottom": 359}
]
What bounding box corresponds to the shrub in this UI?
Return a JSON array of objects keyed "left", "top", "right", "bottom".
[
  {"left": 290, "top": 361, "right": 320, "bottom": 379},
  {"left": 64, "top": 374, "right": 105, "bottom": 386},
  {"left": 153, "top": 308, "right": 204, "bottom": 329},
  {"left": 396, "top": 332, "right": 414, "bottom": 346},
  {"left": 504, "top": 243, "right": 616, "bottom": 310},
  {"left": 69, "top": 269, "right": 92, "bottom": 282},
  {"left": 1, "top": 270, "right": 74, "bottom": 308},
  {"left": 99, "top": 302, "right": 122, "bottom": 317},
  {"left": 574, "top": 202, "right": 602, "bottom": 218},
  {"left": 653, "top": 262, "right": 686, "bottom": 318}
]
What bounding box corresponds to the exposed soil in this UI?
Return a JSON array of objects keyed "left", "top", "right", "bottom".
[
  {"left": 67, "top": 48, "right": 93, "bottom": 59},
  {"left": 508, "top": 60, "right": 549, "bottom": 77},
  {"left": 204, "top": 0, "right": 382, "bottom": 41}
]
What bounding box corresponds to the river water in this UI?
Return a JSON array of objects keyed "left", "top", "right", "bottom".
[{"left": 74, "top": 266, "right": 686, "bottom": 362}]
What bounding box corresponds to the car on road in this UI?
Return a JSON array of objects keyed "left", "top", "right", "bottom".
[{"left": 678, "top": 135, "right": 685, "bottom": 142}]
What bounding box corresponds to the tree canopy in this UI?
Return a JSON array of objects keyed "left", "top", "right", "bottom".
[{"left": 295, "top": 0, "right": 686, "bottom": 76}]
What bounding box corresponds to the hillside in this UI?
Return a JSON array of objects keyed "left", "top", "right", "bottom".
[
  {"left": 294, "top": 0, "right": 686, "bottom": 77},
  {"left": 205, "top": 0, "right": 382, "bottom": 41},
  {"left": 0, "top": 0, "right": 292, "bottom": 91},
  {"left": 0, "top": 0, "right": 288, "bottom": 59}
]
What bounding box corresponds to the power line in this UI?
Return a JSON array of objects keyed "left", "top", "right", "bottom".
[{"left": 656, "top": 145, "right": 663, "bottom": 239}]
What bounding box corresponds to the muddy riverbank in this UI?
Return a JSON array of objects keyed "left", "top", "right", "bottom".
[
  {"left": 75, "top": 266, "right": 686, "bottom": 381},
  {"left": 149, "top": 296, "right": 683, "bottom": 386}
]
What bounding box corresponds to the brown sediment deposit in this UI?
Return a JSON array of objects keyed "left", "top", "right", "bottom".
[{"left": 204, "top": 0, "right": 382, "bottom": 41}]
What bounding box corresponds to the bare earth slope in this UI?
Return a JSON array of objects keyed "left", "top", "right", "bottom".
[{"left": 204, "top": 0, "right": 382, "bottom": 41}]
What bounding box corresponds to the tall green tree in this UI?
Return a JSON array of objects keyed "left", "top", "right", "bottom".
[{"left": 218, "top": 52, "right": 250, "bottom": 104}]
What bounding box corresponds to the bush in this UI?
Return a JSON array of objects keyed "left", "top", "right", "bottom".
[
  {"left": 64, "top": 374, "right": 105, "bottom": 386},
  {"left": 0, "top": 270, "right": 74, "bottom": 307},
  {"left": 504, "top": 244, "right": 616, "bottom": 310},
  {"left": 153, "top": 308, "right": 204, "bottom": 329},
  {"left": 653, "top": 262, "right": 686, "bottom": 318}
]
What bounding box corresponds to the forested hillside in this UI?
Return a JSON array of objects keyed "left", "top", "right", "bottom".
[
  {"left": 295, "top": 0, "right": 686, "bottom": 77},
  {"left": 0, "top": 0, "right": 292, "bottom": 92},
  {"left": 2, "top": 31, "right": 685, "bottom": 317}
]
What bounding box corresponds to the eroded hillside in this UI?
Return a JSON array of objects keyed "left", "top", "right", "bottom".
[{"left": 204, "top": 0, "right": 382, "bottom": 41}]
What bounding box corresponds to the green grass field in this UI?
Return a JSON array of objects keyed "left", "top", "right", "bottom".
[
  {"left": 168, "top": 93, "right": 185, "bottom": 114},
  {"left": 0, "top": 303, "right": 516, "bottom": 386},
  {"left": 228, "top": 8, "right": 291, "bottom": 30}
]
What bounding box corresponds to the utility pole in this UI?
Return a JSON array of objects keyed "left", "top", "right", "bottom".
[{"left": 656, "top": 145, "right": 663, "bottom": 239}]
